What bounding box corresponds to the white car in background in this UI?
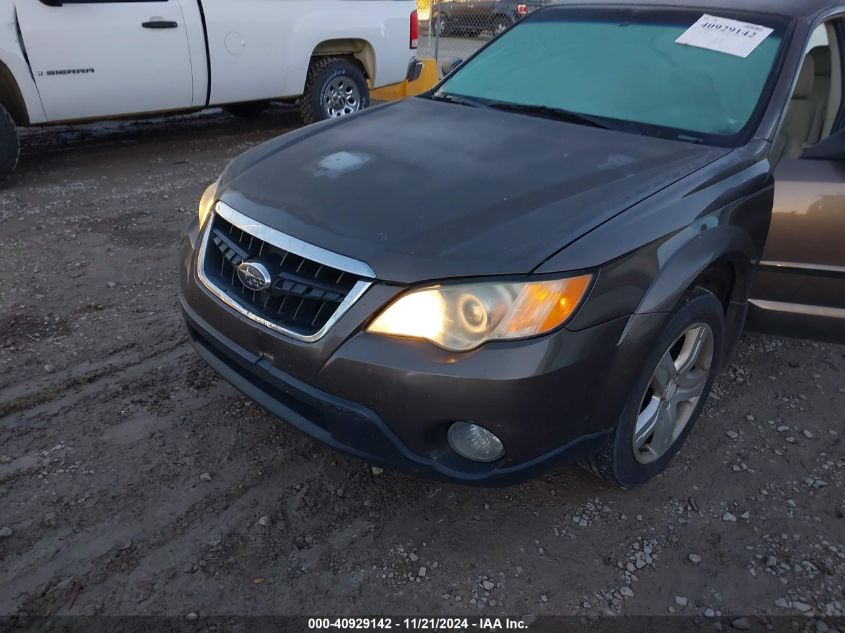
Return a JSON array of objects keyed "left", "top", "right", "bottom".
[{"left": 0, "top": 0, "right": 420, "bottom": 182}]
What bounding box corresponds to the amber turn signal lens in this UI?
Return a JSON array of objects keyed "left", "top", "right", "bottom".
[
  {"left": 539, "top": 274, "right": 592, "bottom": 331},
  {"left": 496, "top": 275, "right": 593, "bottom": 338}
]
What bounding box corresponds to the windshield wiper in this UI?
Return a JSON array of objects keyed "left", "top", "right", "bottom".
[
  {"left": 428, "top": 93, "right": 490, "bottom": 109},
  {"left": 486, "top": 102, "right": 611, "bottom": 129},
  {"left": 429, "top": 95, "right": 615, "bottom": 131}
]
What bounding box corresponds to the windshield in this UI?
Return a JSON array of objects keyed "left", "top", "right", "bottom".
[{"left": 435, "top": 8, "right": 791, "bottom": 145}]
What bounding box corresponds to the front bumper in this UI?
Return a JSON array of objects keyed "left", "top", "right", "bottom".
[{"left": 180, "top": 219, "right": 653, "bottom": 486}]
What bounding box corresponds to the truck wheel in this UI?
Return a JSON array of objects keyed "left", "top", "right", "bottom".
[
  {"left": 224, "top": 101, "right": 270, "bottom": 118},
  {"left": 301, "top": 57, "right": 369, "bottom": 125},
  {"left": 0, "top": 105, "right": 19, "bottom": 185},
  {"left": 434, "top": 14, "right": 451, "bottom": 37},
  {"left": 580, "top": 288, "right": 724, "bottom": 488}
]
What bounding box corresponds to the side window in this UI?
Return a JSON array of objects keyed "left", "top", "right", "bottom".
[{"left": 773, "top": 21, "right": 842, "bottom": 163}]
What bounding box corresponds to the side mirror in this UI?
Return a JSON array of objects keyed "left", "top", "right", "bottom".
[
  {"left": 803, "top": 128, "right": 845, "bottom": 161},
  {"left": 441, "top": 58, "right": 463, "bottom": 77}
]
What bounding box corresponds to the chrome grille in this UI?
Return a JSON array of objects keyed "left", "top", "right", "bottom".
[{"left": 197, "top": 203, "right": 373, "bottom": 341}]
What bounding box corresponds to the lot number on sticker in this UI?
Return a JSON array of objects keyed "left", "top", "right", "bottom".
[{"left": 676, "top": 14, "right": 774, "bottom": 59}]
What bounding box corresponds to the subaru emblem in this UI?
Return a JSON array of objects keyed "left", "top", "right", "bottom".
[{"left": 236, "top": 261, "right": 273, "bottom": 292}]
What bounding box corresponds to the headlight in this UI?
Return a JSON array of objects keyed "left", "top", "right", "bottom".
[
  {"left": 368, "top": 275, "right": 592, "bottom": 351},
  {"left": 198, "top": 179, "right": 219, "bottom": 228}
]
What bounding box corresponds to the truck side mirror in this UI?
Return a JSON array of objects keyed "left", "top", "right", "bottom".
[{"left": 441, "top": 58, "right": 463, "bottom": 77}]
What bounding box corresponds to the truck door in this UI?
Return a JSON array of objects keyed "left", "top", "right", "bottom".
[
  {"left": 14, "top": 0, "right": 195, "bottom": 122},
  {"left": 747, "top": 23, "right": 845, "bottom": 343}
]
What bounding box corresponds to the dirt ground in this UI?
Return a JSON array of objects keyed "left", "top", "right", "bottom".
[{"left": 0, "top": 108, "right": 843, "bottom": 624}]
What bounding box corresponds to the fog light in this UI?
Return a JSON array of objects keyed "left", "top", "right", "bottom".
[{"left": 447, "top": 422, "right": 504, "bottom": 463}]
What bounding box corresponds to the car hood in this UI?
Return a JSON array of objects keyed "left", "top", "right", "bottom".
[{"left": 219, "top": 98, "right": 730, "bottom": 283}]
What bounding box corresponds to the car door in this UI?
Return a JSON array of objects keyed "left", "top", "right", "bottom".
[
  {"left": 748, "top": 22, "right": 845, "bottom": 343},
  {"left": 14, "top": 0, "right": 195, "bottom": 122},
  {"left": 472, "top": 0, "right": 500, "bottom": 31}
]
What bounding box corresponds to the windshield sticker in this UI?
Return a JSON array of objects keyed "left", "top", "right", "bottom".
[{"left": 675, "top": 14, "right": 774, "bottom": 59}]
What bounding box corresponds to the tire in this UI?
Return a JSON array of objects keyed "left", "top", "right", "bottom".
[
  {"left": 300, "top": 57, "right": 369, "bottom": 125},
  {"left": 580, "top": 288, "right": 725, "bottom": 488},
  {"left": 0, "top": 104, "right": 19, "bottom": 185},
  {"left": 434, "top": 14, "right": 450, "bottom": 37},
  {"left": 224, "top": 101, "right": 269, "bottom": 118}
]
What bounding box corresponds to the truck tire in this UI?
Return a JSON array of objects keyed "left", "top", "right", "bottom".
[
  {"left": 224, "top": 100, "right": 270, "bottom": 118},
  {"left": 0, "top": 104, "right": 19, "bottom": 185},
  {"left": 300, "top": 57, "right": 369, "bottom": 125},
  {"left": 434, "top": 14, "right": 451, "bottom": 37}
]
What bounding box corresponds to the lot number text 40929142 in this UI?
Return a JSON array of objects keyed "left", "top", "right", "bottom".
[{"left": 307, "top": 617, "right": 530, "bottom": 630}]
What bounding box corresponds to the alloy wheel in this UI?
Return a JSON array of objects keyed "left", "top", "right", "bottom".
[
  {"left": 633, "top": 323, "right": 714, "bottom": 464},
  {"left": 322, "top": 77, "right": 362, "bottom": 118}
]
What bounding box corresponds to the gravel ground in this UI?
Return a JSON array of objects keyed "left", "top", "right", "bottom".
[{"left": 0, "top": 107, "right": 843, "bottom": 624}]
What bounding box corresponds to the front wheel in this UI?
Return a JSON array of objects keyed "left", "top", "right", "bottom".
[
  {"left": 300, "top": 57, "right": 369, "bottom": 125},
  {"left": 434, "top": 14, "right": 450, "bottom": 37},
  {"left": 0, "top": 104, "right": 19, "bottom": 185},
  {"left": 581, "top": 288, "right": 725, "bottom": 488}
]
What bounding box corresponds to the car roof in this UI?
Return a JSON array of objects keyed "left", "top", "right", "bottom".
[{"left": 549, "top": 0, "right": 840, "bottom": 20}]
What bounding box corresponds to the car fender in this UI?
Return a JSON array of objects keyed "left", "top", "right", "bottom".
[
  {"left": 560, "top": 220, "right": 761, "bottom": 413},
  {"left": 546, "top": 145, "right": 773, "bottom": 324},
  {"left": 0, "top": 7, "right": 46, "bottom": 124},
  {"left": 595, "top": 190, "right": 771, "bottom": 369},
  {"left": 553, "top": 146, "right": 774, "bottom": 372},
  {"left": 634, "top": 221, "right": 758, "bottom": 316}
]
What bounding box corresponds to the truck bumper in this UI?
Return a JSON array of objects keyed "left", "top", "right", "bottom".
[{"left": 370, "top": 59, "right": 439, "bottom": 102}]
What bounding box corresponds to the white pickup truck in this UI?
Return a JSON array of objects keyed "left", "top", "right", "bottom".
[{"left": 0, "top": 0, "right": 420, "bottom": 182}]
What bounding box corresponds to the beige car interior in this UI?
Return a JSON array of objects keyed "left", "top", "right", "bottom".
[{"left": 773, "top": 22, "right": 842, "bottom": 163}]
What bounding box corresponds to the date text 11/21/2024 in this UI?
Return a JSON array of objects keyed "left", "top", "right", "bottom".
[{"left": 307, "top": 617, "right": 530, "bottom": 630}]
